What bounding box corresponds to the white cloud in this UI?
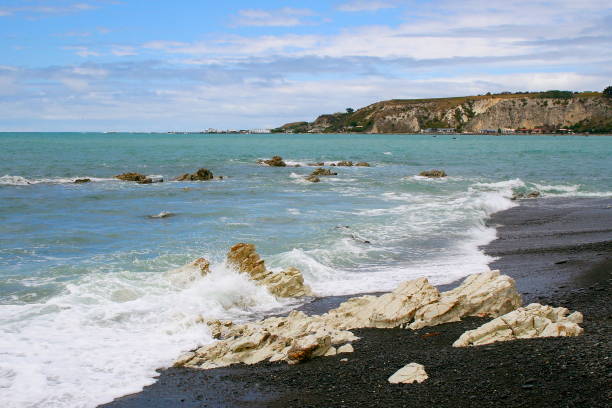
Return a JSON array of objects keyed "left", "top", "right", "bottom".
[
  {"left": 63, "top": 46, "right": 100, "bottom": 57},
  {"left": 232, "top": 7, "right": 316, "bottom": 27},
  {"left": 337, "top": 1, "right": 399, "bottom": 12}
]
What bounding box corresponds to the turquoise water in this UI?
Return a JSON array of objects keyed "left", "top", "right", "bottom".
[{"left": 1, "top": 132, "right": 611, "bottom": 407}]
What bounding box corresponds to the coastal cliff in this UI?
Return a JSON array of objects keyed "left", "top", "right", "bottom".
[{"left": 274, "top": 92, "right": 612, "bottom": 134}]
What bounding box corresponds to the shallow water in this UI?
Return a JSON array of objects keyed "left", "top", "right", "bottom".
[{"left": 1, "top": 132, "right": 611, "bottom": 407}]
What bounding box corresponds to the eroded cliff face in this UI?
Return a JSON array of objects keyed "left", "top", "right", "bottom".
[{"left": 278, "top": 94, "right": 611, "bottom": 133}]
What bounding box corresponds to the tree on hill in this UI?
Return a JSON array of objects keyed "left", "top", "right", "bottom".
[
  {"left": 604, "top": 86, "right": 612, "bottom": 97},
  {"left": 346, "top": 108, "right": 355, "bottom": 114}
]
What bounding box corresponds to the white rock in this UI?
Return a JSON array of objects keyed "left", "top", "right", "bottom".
[
  {"left": 227, "top": 243, "right": 313, "bottom": 298},
  {"left": 165, "top": 257, "right": 211, "bottom": 287},
  {"left": 178, "top": 271, "right": 525, "bottom": 370},
  {"left": 409, "top": 270, "right": 522, "bottom": 329},
  {"left": 388, "top": 363, "right": 428, "bottom": 384},
  {"left": 453, "top": 303, "right": 584, "bottom": 347},
  {"left": 337, "top": 344, "right": 354, "bottom": 354}
]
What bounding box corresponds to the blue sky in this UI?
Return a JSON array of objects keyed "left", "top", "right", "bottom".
[{"left": 0, "top": 0, "right": 610, "bottom": 131}]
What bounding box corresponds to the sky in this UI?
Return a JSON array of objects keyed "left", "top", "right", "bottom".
[{"left": 0, "top": 0, "right": 610, "bottom": 131}]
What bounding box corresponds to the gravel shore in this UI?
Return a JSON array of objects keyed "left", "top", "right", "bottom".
[{"left": 101, "top": 197, "right": 612, "bottom": 408}]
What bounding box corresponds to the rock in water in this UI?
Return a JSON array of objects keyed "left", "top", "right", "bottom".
[
  {"left": 226, "top": 243, "right": 312, "bottom": 297},
  {"left": 115, "top": 172, "right": 149, "bottom": 182},
  {"left": 165, "top": 257, "right": 211, "bottom": 287},
  {"left": 388, "top": 363, "right": 429, "bottom": 384},
  {"left": 307, "top": 162, "right": 325, "bottom": 166},
  {"left": 418, "top": 169, "right": 447, "bottom": 178},
  {"left": 311, "top": 168, "right": 338, "bottom": 176},
  {"left": 258, "top": 156, "right": 286, "bottom": 167},
  {"left": 148, "top": 211, "right": 174, "bottom": 219},
  {"left": 305, "top": 175, "right": 321, "bottom": 183},
  {"left": 176, "top": 168, "right": 214, "bottom": 181},
  {"left": 336, "top": 161, "right": 353, "bottom": 167},
  {"left": 355, "top": 162, "right": 371, "bottom": 167},
  {"left": 527, "top": 191, "right": 541, "bottom": 198},
  {"left": 74, "top": 178, "right": 91, "bottom": 184},
  {"left": 453, "top": 303, "right": 584, "bottom": 347}
]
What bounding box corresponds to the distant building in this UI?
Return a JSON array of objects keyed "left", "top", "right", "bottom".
[{"left": 422, "top": 128, "right": 456, "bottom": 134}]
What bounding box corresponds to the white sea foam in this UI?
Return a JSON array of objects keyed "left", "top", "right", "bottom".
[
  {"left": 0, "top": 175, "right": 115, "bottom": 186},
  {"left": 0, "top": 262, "right": 293, "bottom": 408}
]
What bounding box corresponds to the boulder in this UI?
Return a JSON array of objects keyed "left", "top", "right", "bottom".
[
  {"left": 258, "top": 156, "right": 286, "bottom": 167},
  {"left": 527, "top": 191, "right": 541, "bottom": 198},
  {"left": 337, "top": 344, "right": 354, "bottom": 354},
  {"left": 305, "top": 175, "right": 321, "bottom": 183},
  {"left": 453, "top": 303, "right": 584, "bottom": 347},
  {"left": 409, "top": 270, "right": 522, "bottom": 329},
  {"left": 74, "top": 178, "right": 91, "bottom": 184},
  {"left": 388, "top": 363, "right": 428, "bottom": 384},
  {"left": 355, "top": 162, "right": 371, "bottom": 167},
  {"left": 165, "top": 257, "right": 211, "bottom": 287},
  {"left": 227, "top": 243, "right": 312, "bottom": 297},
  {"left": 418, "top": 169, "right": 447, "bottom": 178},
  {"left": 176, "top": 168, "right": 214, "bottom": 181},
  {"left": 311, "top": 168, "right": 337, "bottom": 176},
  {"left": 115, "top": 172, "right": 149, "bottom": 182},
  {"left": 336, "top": 161, "right": 353, "bottom": 167}
]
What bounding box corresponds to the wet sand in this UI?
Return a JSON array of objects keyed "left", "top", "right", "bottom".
[{"left": 101, "top": 197, "right": 612, "bottom": 408}]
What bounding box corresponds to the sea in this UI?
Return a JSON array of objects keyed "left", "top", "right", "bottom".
[{"left": 1, "top": 132, "right": 611, "bottom": 408}]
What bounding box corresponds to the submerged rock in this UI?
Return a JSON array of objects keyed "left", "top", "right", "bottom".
[
  {"left": 148, "top": 211, "right": 174, "bottom": 219},
  {"left": 355, "top": 162, "right": 371, "bottom": 167},
  {"left": 74, "top": 178, "right": 91, "bottom": 184},
  {"left": 311, "top": 168, "right": 337, "bottom": 176},
  {"left": 176, "top": 168, "right": 214, "bottom": 181},
  {"left": 308, "top": 162, "right": 325, "bottom": 166},
  {"left": 336, "top": 161, "right": 353, "bottom": 167},
  {"left": 453, "top": 303, "right": 584, "bottom": 347},
  {"left": 512, "top": 190, "right": 541, "bottom": 200},
  {"left": 388, "top": 363, "right": 428, "bottom": 384},
  {"left": 258, "top": 156, "right": 286, "bottom": 167},
  {"left": 418, "top": 169, "right": 447, "bottom": 178},
  {"left": 527, "top": 191, "right": 541, "bottom": 198},
  {"left": 305, "top": 175, "right": 321, "bottom": 183},
  {"left": 115, "top": 172, "right": 148, "bottom": 182},
  {"left": 165, "top": 257, "right": 211, "bottom": 287},
  {"left": 227, "top": 243, "right": 312, "bottom": 298}
]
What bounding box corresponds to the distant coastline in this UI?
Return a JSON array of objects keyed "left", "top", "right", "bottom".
[{"left": 273, "top": 91, "right": 612, "bottom": 135}]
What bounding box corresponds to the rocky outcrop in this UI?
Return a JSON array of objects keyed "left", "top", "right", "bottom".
[
  {"left": 166, "top": 257, "right": 211, "bottom": 287},
  {"left": 388, "top": 363, "right": 428, "bottom": 384},
  {"left": 409, "top": 270, "right": 522, "bottom": 329},
  {"left": 276, "top": 94, "right": 611, "bottom": 134},
  {"left": 453, "top": 303, "right": 584, "bottom": 347},
  {"left": 227, "top": 243, "right": 312, "bottom": 298},
  {"left": 177, "top": 270, "right": 523, "bottom": 369},
  {"left": 115, "top": 172, "right": 149, "bottom": 183},
  {"left": 311, "top": 168, "right": 338, "bottom": 176},
  {"left": 512, "top": 190, "right": 541, "bottom": 200},
  {"left": 176, "top": 168, "right": 213, "bottom": 181},
  {"left": 258, "top": 156, "right": 286, "bottom": 167},
  {"left": 336, "top": 161, "right": 353, "bottom": 167},
  {"left": 418, "top": 170, "right": 447, "bottom": 178}
]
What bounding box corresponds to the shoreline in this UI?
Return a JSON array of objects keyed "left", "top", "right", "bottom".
[{"left": 101, "top": 196, "right": 611, "bottom": 408}]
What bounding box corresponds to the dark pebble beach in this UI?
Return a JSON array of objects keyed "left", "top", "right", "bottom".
[{"left": 101, "top": 197, "right": 612, "bottom": 408}]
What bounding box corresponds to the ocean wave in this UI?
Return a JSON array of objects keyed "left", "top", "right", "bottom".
[
  {"left": 0, "top": 175, "right": 116, "bottom": 186},
  {"left": 0, "top": 260, "right": 296, "bottom": 408}
]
